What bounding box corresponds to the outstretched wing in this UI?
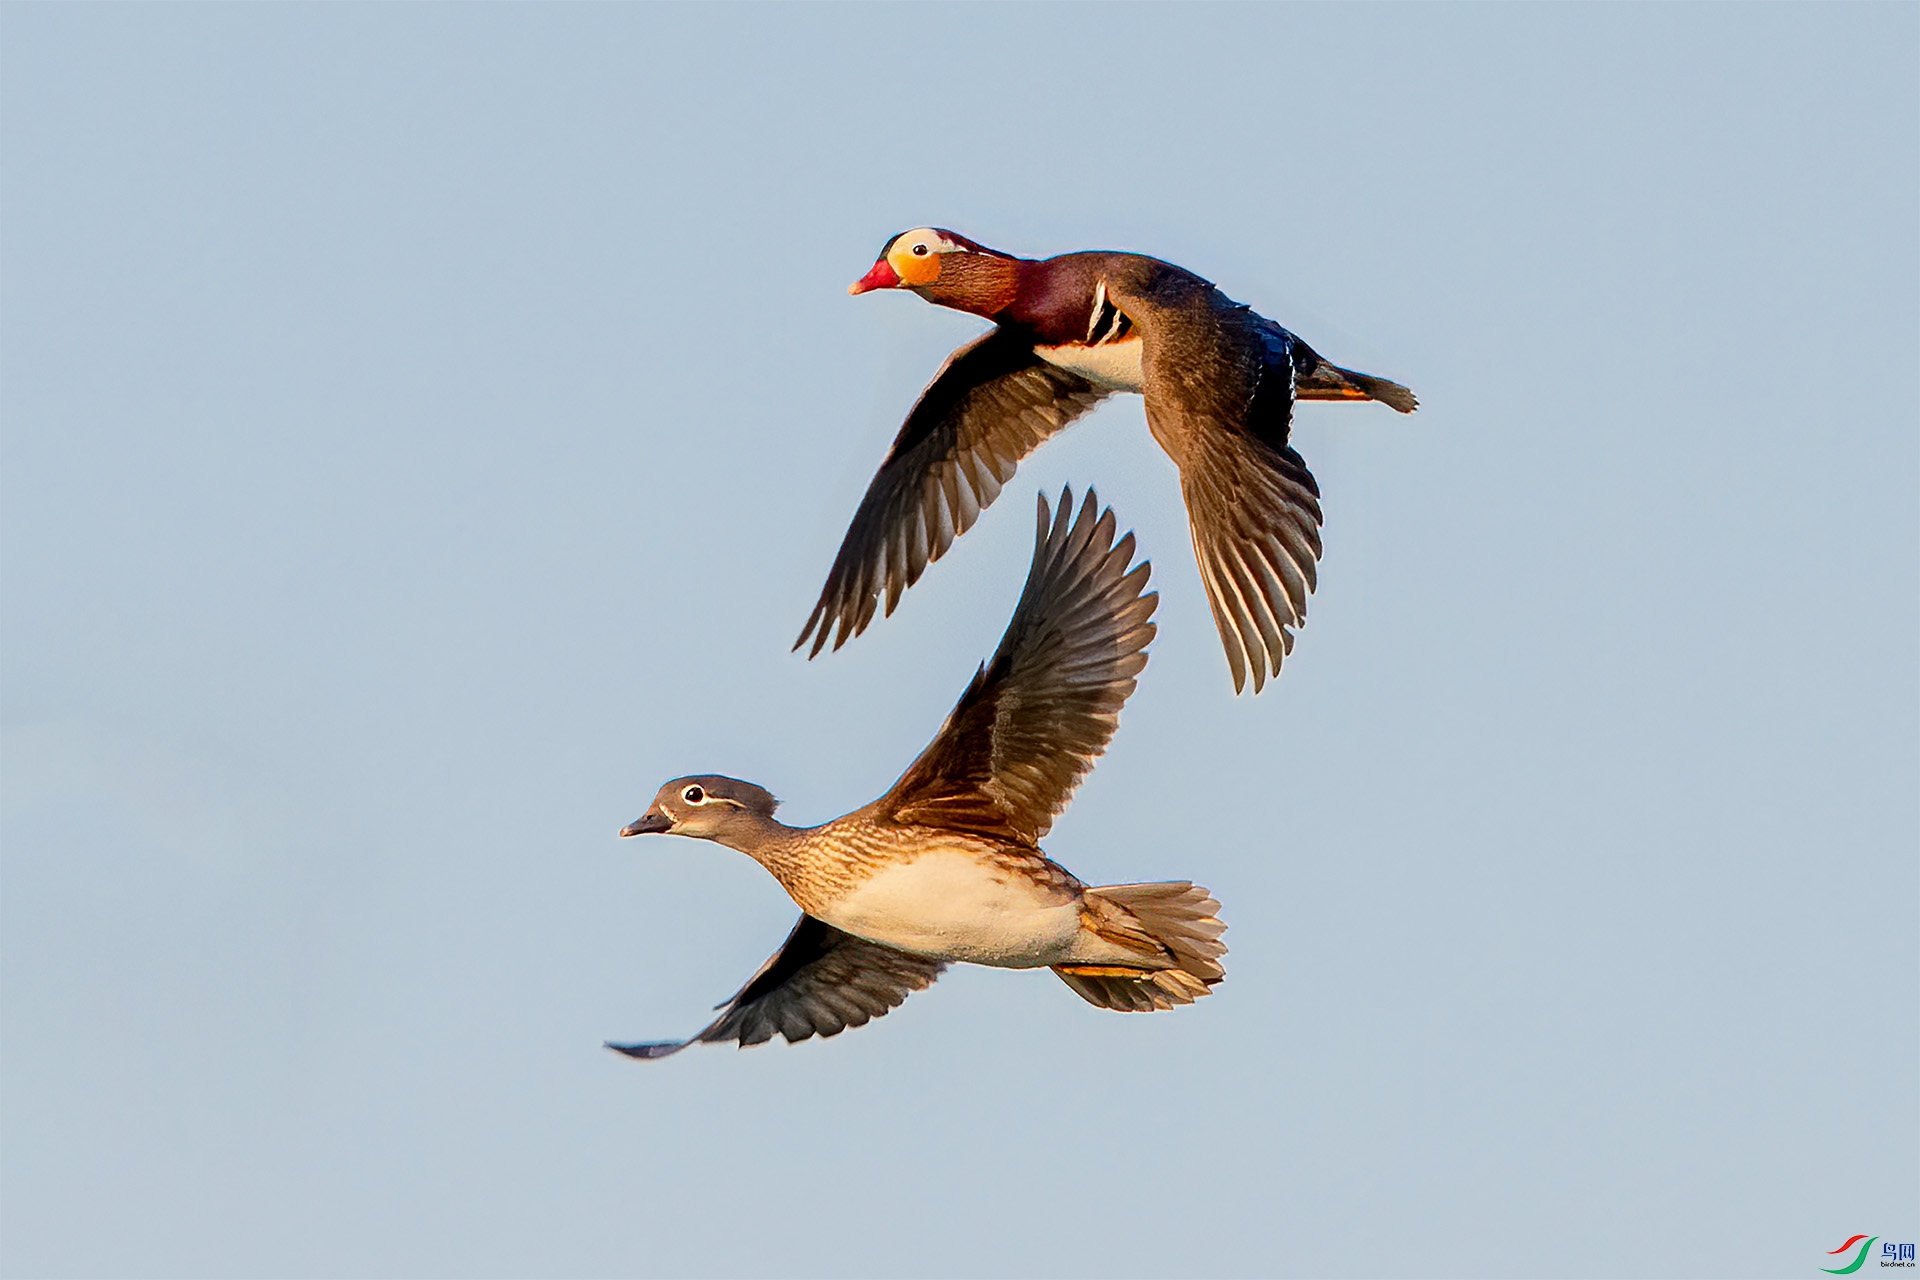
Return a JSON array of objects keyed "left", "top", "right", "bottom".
[
  {"left": 1177, "top": 428, "right": 1323, "bottom": 695},
  {"left": 877, "top": 487, "right": 1157, "bottom": 844},
  {"left": 1140, "top": 302, "right": 1326, "bottom": 694},
  {"left": 795, "top": 328, "right": 1109, "bottom": 656},
  {"left": 607, "top": 915, "right": 945, "bottom": 1059}
]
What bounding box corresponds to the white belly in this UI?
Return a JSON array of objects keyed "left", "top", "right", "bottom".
[
  {"left": 821, "top": 848, "right": 1086, "bottom": 969},
  {"left": 1034, "top": 337, "right": 1146, "bottom": 392}
]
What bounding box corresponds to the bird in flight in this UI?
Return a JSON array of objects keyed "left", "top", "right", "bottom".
[
  {"left": 612, "top": 488, "right": 1225, "bottom": 1057},
  {"left": 797, "top": 228, "right": 1416, "bottom": 693}
]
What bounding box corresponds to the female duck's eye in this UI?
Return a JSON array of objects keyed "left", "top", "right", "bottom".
[
  {"left": 682, "top": 785, "right": 705, "bottom": 804},
  {"left": 912, "top": 243, "right": 930, "bottom": 256}
]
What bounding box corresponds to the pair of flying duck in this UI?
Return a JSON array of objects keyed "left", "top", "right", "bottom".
[{"left": 613, "top": 230, "right": 1415, "bottom": 1057}]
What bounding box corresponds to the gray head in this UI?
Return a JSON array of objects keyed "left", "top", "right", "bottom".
[{"left": 620, "top": 775, "right": 781, "bottom": 842}]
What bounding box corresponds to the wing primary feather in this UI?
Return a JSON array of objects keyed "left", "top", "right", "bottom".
[
  {"left": 605, "top": 1039, "right": 692, "bottom": 1060},
  {"left": 1212, "top": 543, "right": 1273, "bottom": 694},
  {"left": 607, "top": 917, "right": 945, "bottom": 1059},
  {"left": 794, "top": 332, "right": 1109, "bottom": 657},
  {"left": 1127, "top": 284, "right": 1333, "bottom": 693},
  {"left": 876, "top": 484, "right": 1157, "bottom": 840},
  {"left": 1190, "top": 523, "right": 1252, "bottom": 694}
]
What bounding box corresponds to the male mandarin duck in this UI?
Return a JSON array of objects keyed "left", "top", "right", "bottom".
[
  {"left": 610, "top": 489, "right": 1225, "bottom": 1057},
  {"left": 796, "top": 228, "right": 1417, "bottom": 694}
]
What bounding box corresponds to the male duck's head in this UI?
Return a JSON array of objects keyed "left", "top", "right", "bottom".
[
  {"left": 848, "top": 227, "right": 1019, "bottom": 314},
  {"left": 621, "top": 775, "right": 780, "bottom": 842}
]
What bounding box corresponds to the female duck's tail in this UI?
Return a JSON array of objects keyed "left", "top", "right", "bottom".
[{"left": 1053, "top": 882, "right": 1227, "bottom": 1012}]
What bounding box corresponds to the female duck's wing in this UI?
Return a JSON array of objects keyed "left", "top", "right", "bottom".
[
  {"left": 1124, "top": 288, "right": 1329, "bottom": 695},
  {"left": 795, "top": 328, "right": 1109, "bottom": 657},
  {"left": 877, "top": 487, "right": 1157, "bottom": 845},
  {"left": 606, "top": 915, "right": 945, "bottom": 1059}
]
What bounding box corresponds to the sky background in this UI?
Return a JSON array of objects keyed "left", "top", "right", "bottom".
[{"left": 3, "top": 5, "right": 1915, "bottom": 1278}]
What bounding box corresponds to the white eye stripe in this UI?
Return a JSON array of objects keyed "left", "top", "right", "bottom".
[{"left": 894, "top": 227, "right": 965, "bottom": 258}]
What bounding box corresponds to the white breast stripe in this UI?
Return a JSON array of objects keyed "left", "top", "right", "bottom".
[{"left": 1085, "top": 280, "right": 1134, "bottom": 348}]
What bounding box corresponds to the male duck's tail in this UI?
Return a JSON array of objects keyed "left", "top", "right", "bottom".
[
  {"left": 1295, "top": 360, "right": 1419, "bottom": 413},
  {"left": 1053, "top": 882, "right": 1228, "bottom": 1012}
]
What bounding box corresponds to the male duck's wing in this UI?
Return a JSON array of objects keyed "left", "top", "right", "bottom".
[
  {"left": 1121, "top": 287, "right": 1330, "bottom": 695},
  {"left": 795, "top": 328, "right": 1109, "bottom": 657},
  {"left": 877, "top": 487, "right": 1156, "bottom": 844},
  {"left": 606, "top": 915, "right": 945, "bottom": 1059}
]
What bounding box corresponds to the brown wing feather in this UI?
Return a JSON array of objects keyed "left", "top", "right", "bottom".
[
  {"left": 1125, "top": 287, "right": 1326, "bottom": 695},
  {"left": 1178, "top": 434, "right": 1323, "bottom": 693},
  {"left": 606, "top": 915, "right": 945, "bottom": 1059},
  {"left": 877, "top": 487, "right": 1157, "bottom": 844},
  {"left": 795, "top": 328, "right": 1109, "bottom": 657}
]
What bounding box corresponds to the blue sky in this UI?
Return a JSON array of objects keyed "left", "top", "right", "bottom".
[{"left": 3, "top": 5, "right": 1915, "bottom": 1277}]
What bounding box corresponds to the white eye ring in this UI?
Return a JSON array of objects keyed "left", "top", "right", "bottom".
[
  {"left": 911, "top": 243, "right": 930, "bottom": 256},
  {"left": 682, "top": 785, "right": 705, "bottom": 804}
]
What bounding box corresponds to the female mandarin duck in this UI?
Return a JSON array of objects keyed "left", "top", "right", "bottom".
[
  {"left": 797, "top": 228, "right": 1417, "bottom": 694},
  {"left": 611, "top": 489, "right": 1225, "bottom": 1057}
]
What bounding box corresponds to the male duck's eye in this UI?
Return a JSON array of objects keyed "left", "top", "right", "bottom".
[
  {"left": 912, "top": 243, "right": 930, "bottom": 256},
  {"left": 682, "top": 785, "right": 705, "bottom": 804}
]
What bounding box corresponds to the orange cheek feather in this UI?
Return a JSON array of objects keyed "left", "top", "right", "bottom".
[{"left": 889, "top": 247, "right": 942, "bottom": 287}]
